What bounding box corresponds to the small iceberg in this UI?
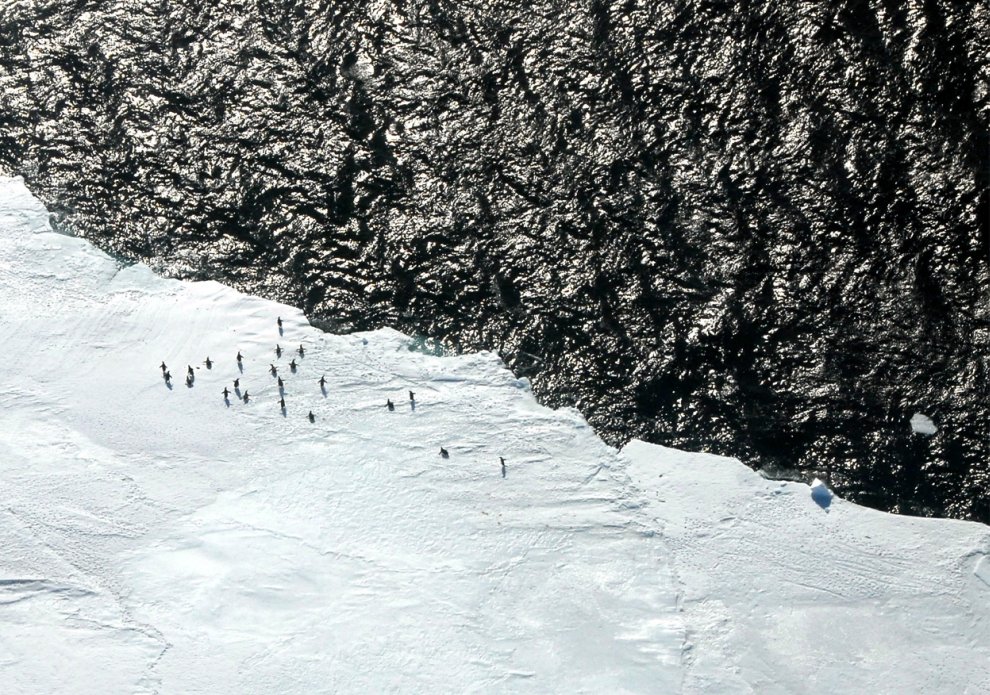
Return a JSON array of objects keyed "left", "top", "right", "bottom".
[
  {"left": 910, "top": 413, "right": 938, "bottom": 436},
  {"left": 810, "top": 478, "right": 832, "bottom": 511}
]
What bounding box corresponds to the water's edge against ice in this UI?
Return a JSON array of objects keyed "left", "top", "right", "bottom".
[{"left": 1, "top": 176, "right": 987, "bottom": 694}]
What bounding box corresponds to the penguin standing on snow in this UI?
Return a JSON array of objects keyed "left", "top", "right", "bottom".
[
  {"left": 318, "top": 375, "right": 327, "bottom": 389},
  {"left": 297, "top": 344, "right": 305, "bottom": 357},
  {"left": 236, "top": 351, "right": 243, "bottom": 364},
  {"left": 164, "top": 370, "right": 172, "bottom": 384},
  {"left": 307, "top": 411, "right": 315, "bottom": 423},
  {"left": 222, "top": 387, "right": 230, "bottom": 399},
  {"left": 500, "top": 457, "right": 506, "bottom": 478},
  {"left": 386, "top": 399, "right": 394, "bottom": 411},
  {"left": 187, "top": 365, "right": 195, "bottom": 377},
  {"left": 277, "top": 316, "right": 283, "bottom": 329},
  {"left": 439, "top": 447, "right": 449, "bottom": 459},
  {"left": 277, "top": 376, "right": 284, "bottom": 390},
  {"left": 160, "top": 361, "right": 167, "bottom": 373},
  {"left": 233, "top": 378, "right": 240, "bottom": 389},
  {"left": 243, "top": 390, "right": 250, "bottom": 403},
  {"left": 408, "top": 391, "right": 415, "bottom": 401},
  {"left": 275, "top": 344, "right": 283, "bottom": 358},
  {"left": 289, "top": 359, "right": 297, "bottom": 372},
  {"left": 205, "top": 357, "right": 213, "bottom": 369},
  {"left": 270, "top": 363, "right": 278, "bottom": 377},
  {"left": 279, "top": 397, "right": 286, "bottom": 410}
]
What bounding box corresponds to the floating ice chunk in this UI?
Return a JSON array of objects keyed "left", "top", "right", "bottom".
[
  {"left": 910, "top": 412, "right": 938, "bottom": 435},
  {"left": 810, "top": 478, "right": 832, "bottom": 511}
]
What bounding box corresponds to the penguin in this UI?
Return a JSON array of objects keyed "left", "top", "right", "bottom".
[
  {"left": 277, "top": 376, "right": 284, "bottom": 389},
  {"left": 386, "top": 399, "right": 395, "bottom": 411},
  {"left": 289, "top": 358, "right": 297, "bottom": 371},
  {"left": 185, "top": 375, "right": 193, "bottom": 387},
  {"left": 500, "top": 457, "right": 506, "bottom": 478},
  {"left": 275, "top": 344, "right": 282, "bottom": 358},
  {"left": 233, "top": 378, "right": 240, "bottom": 389},
  {"left": 160, "top": 361, "right": 167, "bottom": 373},
  {"left": 409, "top": 391, "right": 415, "bottom": 401},
  {"left": 279, "top": 397, "right": 285, "bottom": 409},
  {"left": 318, "top": 375, "right": 327, "bottom": 389},
  {"left": 164, "top": 370, "right": 172, "bottom": 383},
  {"left": 222, "top": 387, "right": 230, "bottom": 399},
  {"left": 298, "top": 344, "right": 305, "bottom": 357},
  {"left": 205, "top": 357, "right": 213, "bottom": 369},
  {"left": 187, "top": 365, "right": 195, "bottom": 377},
  {"left": 277, "top": 316, "right": 283, "bottom": 328},
  {"left": 308, "top": 411, "right": 315, "bottom": 423},
  {"left": 270, "top": 363, "right": 278, "bottom": 376},
  {"left": 439, "top": 447, "right": 449, "bottom": 459},
  {"left": 236, "top": 351, "right": 243, "bottom": 363},
  {"left": 243, "top": 390, "right": 250, "bottom": 403}
]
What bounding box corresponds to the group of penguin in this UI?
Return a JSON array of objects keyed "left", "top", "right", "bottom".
[{"left": 160, "top": 316, "right": 508, "bottom": 477}]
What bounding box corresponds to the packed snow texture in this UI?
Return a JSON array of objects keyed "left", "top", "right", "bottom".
[{"left": 0, "top": 176, "right": 987, "bottom": 693}]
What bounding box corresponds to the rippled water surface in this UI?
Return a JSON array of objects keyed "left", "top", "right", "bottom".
[{"left": 1, "top": 1, "right": 987, "bottom": 520}]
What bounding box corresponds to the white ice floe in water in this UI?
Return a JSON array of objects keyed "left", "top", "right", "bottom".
[
  {"left": 0, "top": 174, "right": 987, "bottom": 694},
  {"left": 911, "top": 412, "right": 939, "bottom": 435},
  {"left": 809, "top": 477, "right": 833, "bottom": 510}
]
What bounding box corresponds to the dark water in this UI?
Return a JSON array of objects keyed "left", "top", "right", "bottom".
[{"left": 1, "top": 1, "right": 987, "bottom": 521}]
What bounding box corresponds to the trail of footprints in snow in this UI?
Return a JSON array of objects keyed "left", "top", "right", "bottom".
[{"left": 157, "top": 316, "right": 511, "bottom": 476}]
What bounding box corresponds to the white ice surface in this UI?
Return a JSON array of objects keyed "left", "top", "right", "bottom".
[
  {"left": 0, "top": 176, "right": 987, "bottom": 693},
  {"left": 911, "top": 412, "right": 939, "bottom": 435}
]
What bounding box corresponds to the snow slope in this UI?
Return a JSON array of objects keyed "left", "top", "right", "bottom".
[{"left": 0, "top": 175, "right": 987, "bottom": 693}]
